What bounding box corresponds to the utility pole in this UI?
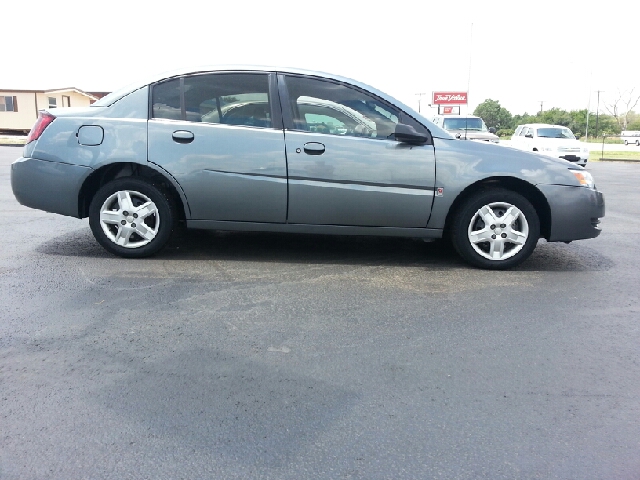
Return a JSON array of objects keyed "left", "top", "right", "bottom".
[
  {"left": 585, "top": 71, "right": 592, "bottom": 139},
  {"left": 595, "top": 90, "right": 604, "bottom": 138},
  {"left": 539, "top": 101, "right": 544, "bottom": 114},
  {"left": 415, "top": 93, "right": 428, "bottom": 113}
]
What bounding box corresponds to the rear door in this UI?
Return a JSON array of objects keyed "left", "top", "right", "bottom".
[
  {"left": 148, "top": 72, "right": 287, "bottom": 222},
  {"left": 279, "top": 74, "right": 436, "bottom": 228}
]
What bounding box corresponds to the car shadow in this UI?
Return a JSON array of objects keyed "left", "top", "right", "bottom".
[{"left": 35, "top": 227, "right": 612, "bottom": 272}]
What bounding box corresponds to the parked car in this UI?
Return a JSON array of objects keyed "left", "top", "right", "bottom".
[
  {"left": 430, "top": 114, "right": 500, "bottom": 143},
  {"left": 620, "top": 131, "right": 640, "bottom": 146},
  {"left": 511, "top": 124, "right": 589, "bottom": 166},
  {"left": 11, "top": 66, "right": 605, "bottom": 269}
]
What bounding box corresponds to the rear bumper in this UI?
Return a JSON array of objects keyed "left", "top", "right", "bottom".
[
  {"left": 11, "top": 157, "right": 91, "bottom": 218},
  {"left": 538, "top": 184, "right": 605, "bottom": 242}
]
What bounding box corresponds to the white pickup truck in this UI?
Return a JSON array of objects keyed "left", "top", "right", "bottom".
[
  {"left": 621, "top": 131, "right": 640, "bottom": 146},
  {"left": 511, "top": 124, "right": 589, "bottom": 167},
  {"left": 430, "top": 115, "right": 499, "bottom": 143}
]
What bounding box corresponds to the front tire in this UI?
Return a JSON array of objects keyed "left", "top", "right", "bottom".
[
  {"left": 450, "top": 189, "right": 540, "bottom": 269},
  {"left": 89, "top": 178, "right": 176, "bottom": 258}
]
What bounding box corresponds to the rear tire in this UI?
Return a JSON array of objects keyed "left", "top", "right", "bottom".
[
  {"left": 450, "top": 189, "right": 540, "bottom": 269},
  {"left": 89, "top": 178, "right": 177, "bottom": 258}
]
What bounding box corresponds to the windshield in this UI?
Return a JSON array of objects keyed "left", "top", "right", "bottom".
[
  {"left": 442, "top": 117, "right": 487, "bottom": 131},
  {"left": 536, "top": 127, "right": 575, "bottom": 139}
]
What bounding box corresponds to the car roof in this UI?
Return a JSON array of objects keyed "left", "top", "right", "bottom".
[
  {"left": 94, "top": 64, "right": 451, "bottom": 139},
  {"left": 434, "top": 115, "right": 480, "bottom": 119},
  {"left": 517, "top": 123, "right": 570, "bottom": 129}
]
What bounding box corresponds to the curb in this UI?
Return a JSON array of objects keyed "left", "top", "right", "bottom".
[
  {"left": 598, "top": 158, "right": 640, "bottom": 163},
  {"left": 0, "top": 143, "right": 25, "bottom": 147}
]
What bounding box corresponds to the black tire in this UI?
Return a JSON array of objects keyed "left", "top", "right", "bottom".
[
  {"left": 89, "top": 177, "right": 177, "bottom": 258},
  {"left": 450, "top": 189, "right": 540, "bottom": 270}
]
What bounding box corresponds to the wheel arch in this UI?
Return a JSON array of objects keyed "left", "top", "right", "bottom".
[
  {"left": 78, "top": 162, "right": 190, "bottom": 220},
  {"left": 443, "top": 176, "right": 552, "bottom": 240}
]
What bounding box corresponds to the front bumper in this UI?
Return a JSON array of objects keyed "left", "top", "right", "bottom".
[
  {"left": 11, "top": 157, "right": 92, "bottom": 218},
  {"left": 542, "top": 150, "right": 589, "bottom": 164},
  {"left": 537, "top": 184, "right": 605, "bottom": 242}
]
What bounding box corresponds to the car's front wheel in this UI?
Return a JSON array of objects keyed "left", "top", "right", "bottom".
[
  {"left": 89, "top": 178, "right": 176, "bottom": 258},
  {"left": 450, "top": 189, "right": 540, "bottom": 269}
]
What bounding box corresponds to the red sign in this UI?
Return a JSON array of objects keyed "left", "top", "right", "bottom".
[
  {"left": 432, "top": 92, "right": 468, "bottom": 105},
  {"left": 439, "top": 105, "right": 460, "bottom": 115}
]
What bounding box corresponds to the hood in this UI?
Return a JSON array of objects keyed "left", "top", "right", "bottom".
[{"left": 449, "top": 130, "right": 499, "bottom": 141}]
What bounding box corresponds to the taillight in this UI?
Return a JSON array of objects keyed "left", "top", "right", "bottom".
[{"left": 26, "top": 112, "right": 56, "bottom": 144}]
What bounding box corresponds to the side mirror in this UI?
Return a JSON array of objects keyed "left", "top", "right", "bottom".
[
  {"left": 525, "top": 133, "right": 533, "bottom": 138},
  {"left": 575, "top": 133, "right": 581, "bottom": 139},
  {"left": 395, "top": 123, "right": 429, "bottom": 145},
  {"left": 489, "top": 127, "right": 496, "bottom": 134}
]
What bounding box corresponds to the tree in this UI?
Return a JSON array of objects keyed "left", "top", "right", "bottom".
[
  {"left": 473, "top": 99, "right": 513, "bottom": 130},
  {"left": 604, "top": 89, "right": 640, "bottom": 131},
  {"left": 624, "top": 111, "right": 640, "bottom": 131},
  {"left": 539, "top": 108, "right": 572, "bottom": 127}
]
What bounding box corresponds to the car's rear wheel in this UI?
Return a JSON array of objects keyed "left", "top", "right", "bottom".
[
  {"left": 450, "top": 189, "right": 540, "bottom": 269},
  {"left": 89, "top": 178, "right": 176, "bottom": 258}
]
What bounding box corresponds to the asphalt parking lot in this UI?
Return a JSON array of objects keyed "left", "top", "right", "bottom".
[{"left": 1, "top": 145, "right": 639, "bottom": 479}]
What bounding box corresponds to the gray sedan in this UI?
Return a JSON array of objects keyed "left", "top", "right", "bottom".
[{"left": 10, "top": 66, "right": 604, "bottom": 269}]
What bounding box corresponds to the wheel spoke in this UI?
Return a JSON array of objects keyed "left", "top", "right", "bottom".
[
  {"left": 117, "top": 191, "right": 134, "bottom": 212},
  {"left": 501, "top": 206, "right": 522, "bottom": 227},
  {"left": 468, "top": 227, "right": 493, "bottom": 244},
  {"left": 135, "top": 201, "right": 158, "bottom": 220},
  {"left": 134, "top": 222, "right": 156, "bottom": 241},
  {"left": 505, "top": 227, "right": 526, "bottom": 245},
  {"left": 489, "top": 239, "right": 505, "bottom": 259},
  {"left": 114, "top": 226, "right": 133, "bottom": 246},
  {"left": 100, "top": 210, "right": 122, "bottom": 225},
  {"left": 478, "top": 205, "right": 498, "bottom": 227}
]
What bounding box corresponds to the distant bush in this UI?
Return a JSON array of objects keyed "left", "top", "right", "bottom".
[{"left": 497, "top": 128, "right": 514, "bottom": 138}]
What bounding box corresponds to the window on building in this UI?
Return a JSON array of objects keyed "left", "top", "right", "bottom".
[
  {"left": 48, "top": 97, "right": 57, "bottom": 108},
  {"left": 0, "top": 96, "right": 18, "bottom": 112}
]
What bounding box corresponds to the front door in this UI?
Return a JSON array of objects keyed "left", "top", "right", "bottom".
[{"left": 280, "top": 74, "right": 436, "bottom": 228}]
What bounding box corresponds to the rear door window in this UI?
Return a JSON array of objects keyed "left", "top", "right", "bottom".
[{"left": 152, "top": 73, "right": 272, "bottom": 128}]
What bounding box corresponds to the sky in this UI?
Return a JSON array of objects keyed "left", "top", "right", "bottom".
[{"left": 3, "top": 0, "right": 639, "bottom": 116}]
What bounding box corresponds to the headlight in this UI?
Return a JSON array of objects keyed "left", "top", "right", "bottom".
[{"left": 571, "top": 169, "right": 595, "bottom": 188}]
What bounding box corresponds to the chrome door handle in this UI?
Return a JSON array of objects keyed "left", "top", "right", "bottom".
[
  {"left": 303, "top": 142, "right": 325, "bottom": 155},
  {"left": 172, "top": 130, "right": 194, "bottom": 144}
]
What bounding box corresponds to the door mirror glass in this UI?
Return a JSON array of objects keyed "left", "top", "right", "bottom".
[{"left": 395, "top": 123, "right": 428, "bottom": 145}]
